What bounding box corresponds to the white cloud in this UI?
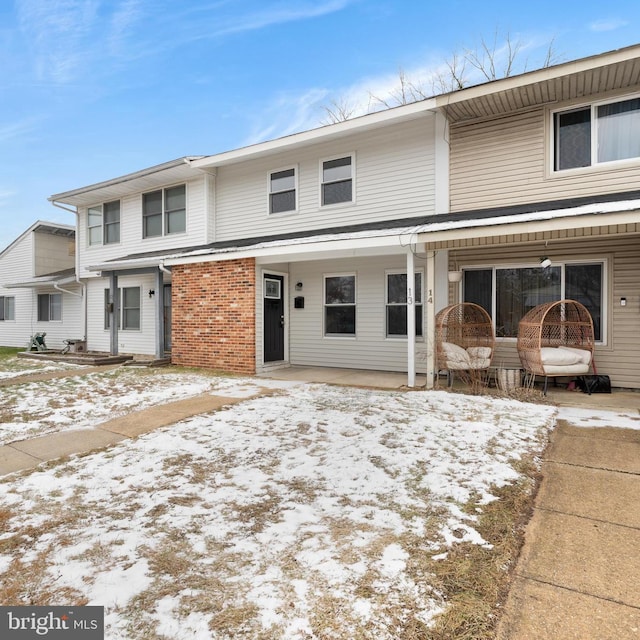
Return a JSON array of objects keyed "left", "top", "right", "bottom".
[
  {"left": 16, "top": 0, "right": 100, "bottom": 83},
  {"left": 0, "top": 118, "right": 38, "bottom": 143},
  {"left": 212, "top": 0, "right": 355, "bottom": 37},
  {"left": 589, "top": 18, "right": 629, "bottom": 32}
]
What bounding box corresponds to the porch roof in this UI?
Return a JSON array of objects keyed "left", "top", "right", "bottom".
[
  {"left": 87, "top": 189, "right": 640, "bottom": 271},
  {"left": 4, "top": 267, "right": 77, "bottom": 289}
]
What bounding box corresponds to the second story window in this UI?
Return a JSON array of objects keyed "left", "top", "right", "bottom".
[
  {"left": 321, "top": 155, "right": 353, "bottom": 206},
  {"left": 269, "top": 168, "right": 296, "bottom": 214},
  {"left": 554, "top": 96, "right": 640, "bottom": 171},
  {"left": 88, "top": 200, "right": 120, "bottom": 246},
  {"left": 143, "top": 185, "right": 186, "bottom": 238}
]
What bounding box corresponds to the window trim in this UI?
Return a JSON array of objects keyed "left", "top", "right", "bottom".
[
  {"left": 268, "top": 165, "right": 298, "bottom": 215},
  {"left": 87, "top": 200, "right": 120, "bottom": 246},
  {"left": 323, "top": 272, "right": 357, "bottom": 338},
  {"left": 104, "top": 287, "right": 141, "bottom": 331},
  {"left": 0, "top": 296, "right": 15, "bottom": 321},
  {"left": 385, "top": 269, "right": 424, "bottom": 339},
  {"left": 460, "top": 259, "right": 608, "bottom": 345},
  {"left": 550, "top": 93, "right": 640, "bottom": 174},
  {"left": 142, "top": 184, "right": 187, "bottom": 239},
  {"left": 37, "top": 293, "right": 62, "bottom": 322},
  {"left": 319, "top": 153, "right": 355, "bottom": 207}
]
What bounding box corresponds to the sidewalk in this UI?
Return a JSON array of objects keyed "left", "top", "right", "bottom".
[
  {"left": 0, "top": 387, "right": 274, "bottom": 477},
  {"left": 497, "top": 420, "right": 640, "bottom": 639}
]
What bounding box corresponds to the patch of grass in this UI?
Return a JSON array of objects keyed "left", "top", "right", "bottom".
[
  {"left": 424, "top": 454, "right": 544, "bottom": 640},
  {"left": 0, "top": 347, "right": 22, "bottom": 361}
]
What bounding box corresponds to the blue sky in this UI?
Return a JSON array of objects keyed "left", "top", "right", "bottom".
[{"left": 1, "top": 0, "right": 639, "bottom": 249}]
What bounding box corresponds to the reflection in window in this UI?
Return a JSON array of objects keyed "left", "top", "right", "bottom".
[{"left": 324, "top": 275, "right": 355, "bottom": 335}]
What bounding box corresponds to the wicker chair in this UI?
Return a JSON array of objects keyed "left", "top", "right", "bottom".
[
  {"left": 435, "top": 303, "right": 495, "bottom": 392},
  {"left": 517, "top": 299, "right": 594, "bottom": 394}
]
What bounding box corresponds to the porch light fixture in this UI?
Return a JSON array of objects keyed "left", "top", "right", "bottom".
[
  {"left": 540, "top": 257, "right": 552, "bottom": 269},
  {"left": 295, "top": 282, "right": 303, "bottom": 290},
  {"left": 148, "top": 289, "right": 155, "bottom": 298}
]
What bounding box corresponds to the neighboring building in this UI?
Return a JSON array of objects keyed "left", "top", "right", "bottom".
[
  {"left": 45, "top": 43, "right": 640, "bottom": 389},
  {"left": 422, "top": 43, "right": 640, "bottom": 389},
  {"left": 0, "top": 221, "right": 82, "bottom": 349}
]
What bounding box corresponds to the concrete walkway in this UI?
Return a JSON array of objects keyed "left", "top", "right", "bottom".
[{"left": 497, "top": 420, "right": 640, "bottom": 639}]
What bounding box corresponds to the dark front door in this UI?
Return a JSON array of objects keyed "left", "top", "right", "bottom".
[{"left": 264, "top": 274, "right": 284, "bottom": 362}]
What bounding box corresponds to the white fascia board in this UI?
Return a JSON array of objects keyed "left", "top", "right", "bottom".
[
  {"left": 164, "top": 229, "right": 418, "bottom": 266},
  {"left": 4, "top": 274, "right": 78, "bottom": 289},
  {"left": 415, "top": 199, "right": 640, "bottom": 243},
  {"left": 190, "top": 100, "right": 437, "bottom": 169},
  {"left": 86, "top": 257, "right": 168, "bottom": 272},
  {"left": 49, "top": 157, "right": 204, "bottom": 205},
  {"left": 436, "top": 43, "right": 640, "bottom": 108}
]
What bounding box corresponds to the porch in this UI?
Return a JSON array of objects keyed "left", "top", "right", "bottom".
[{"left": 257, "top": 365, "right": 640, "bottom": 413}]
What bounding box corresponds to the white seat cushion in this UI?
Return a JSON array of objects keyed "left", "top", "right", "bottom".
[{"left": 540, "top": 347, "right": 582, "bottom": 366}]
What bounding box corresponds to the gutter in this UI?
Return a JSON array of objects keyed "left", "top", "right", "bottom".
[{"left": 50, "top": 201, "right": 87, "bottom": 341}]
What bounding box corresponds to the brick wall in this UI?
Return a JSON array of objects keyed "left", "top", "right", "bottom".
[{"left": 171, "top": 258, "right": 256, "bottom": 373}]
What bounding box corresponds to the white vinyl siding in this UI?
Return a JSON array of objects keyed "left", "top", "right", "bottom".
[
  {"left": 274, "top": 255, "right": 429, "bottom": 374},
  {"left": 77, "top": 176, "right": 206, "bottom": 278},
  {"left": 0, "top": 228, "right": 81, "bottom": 349},
  {"left": 215, "top": 117, "right": 436, "bottom": 241},
  {"left": 87, "top": 275, "right": 159, "bottom": 355},
  {"left": 449, "top": 106, "right": 640, "bottom": 212}
]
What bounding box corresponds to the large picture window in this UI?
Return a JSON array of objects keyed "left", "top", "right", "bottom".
[
  {"left": 88, "top": 200, "right": 120, "bottom": 246},
  {"left": 386, "top": 272, "right": 423, "bottom": 337},
  {"left": 324, "top": 274, "right": 356, "bottom": 335},
  {"left": 143, "top": 185, "right": 186, "bottom": 238},
  {"left": 554, "top": 96, "right": 640, "bottom": 170},
  {"left": 463, "top": 262, "right": 604, "bottom": 341},
  {"left": 0, "top": 296, "right": 15, "bottom": 321},
  {"left": 37, "top": 293, "right": 62, "bottom": 322}
]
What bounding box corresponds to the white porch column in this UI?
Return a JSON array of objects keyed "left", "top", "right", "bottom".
[
  {"left": 406, "top": 249, "right": 415, "bottom": 387},
  {"left": 425, "top": 250, "right": 436, "bottom": 389}
]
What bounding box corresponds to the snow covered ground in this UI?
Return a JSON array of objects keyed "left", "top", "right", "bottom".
[{"left": 0, "top": 358, "right": 635, "bottom": 638}]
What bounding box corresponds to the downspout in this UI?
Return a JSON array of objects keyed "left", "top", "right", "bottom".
[
  {"left": 54, "top": 283, "right": 82, "bottom": 297},
  {"left": 50, "top": 200, "right": 87, "bottom": 341}
]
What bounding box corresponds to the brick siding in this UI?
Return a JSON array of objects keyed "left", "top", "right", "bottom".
[{"left": 171, "top": 258, "right": 256, "bottom": 373}]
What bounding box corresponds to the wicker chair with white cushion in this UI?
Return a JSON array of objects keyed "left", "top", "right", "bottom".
[
  {"left": 435, "top": 303, "right": 495, "bottom": 391},
  {"left": 517, "top": 299, "right": 594, "bottom": 393}
]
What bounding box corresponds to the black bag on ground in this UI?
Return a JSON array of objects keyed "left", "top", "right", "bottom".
[{"left": 576, "top": 374, "right": 611, "bottom": 394}]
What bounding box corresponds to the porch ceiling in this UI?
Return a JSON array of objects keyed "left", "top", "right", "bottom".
[{"left": 439, "top": 46, "right": 640, "bottom": 123}]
